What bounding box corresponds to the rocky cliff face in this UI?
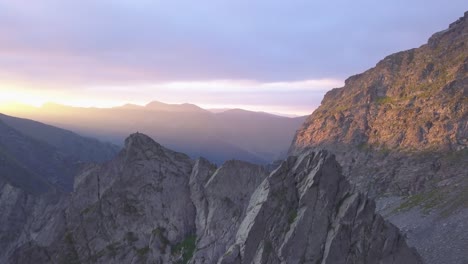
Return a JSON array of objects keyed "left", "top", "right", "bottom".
[
  {"left": 0, "top": 179, "right": 66, "bottom": 264},
  {"left": 190, "top": 158, "right": 268, "bottom": 263},
  {"left": 290, "top": 12, "right": 467, "bottom": 264},
  {"left": 1, "top": 133, "right": 421, "bottom": 264},
  {"left": 291, "top": 12, "right": 467, "bottom": 195},
  {"left": 218, "top": 150, "right": 421, "bottom": 264}
]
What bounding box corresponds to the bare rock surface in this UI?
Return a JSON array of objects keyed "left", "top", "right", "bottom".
[
  {"left": 290, "top": 11, "right": 467, "bottom": 196},
  {"left": 190, "top": 159, "right": 268, "bottom": 263},
  {"left": 219, "top": 150, "right": 421, "bottom": 264},
  {"left": 1, "top": 133, "right": 421, "bottom": 264}
]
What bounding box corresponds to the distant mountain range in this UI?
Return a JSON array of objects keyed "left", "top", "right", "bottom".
[{"left": 2, "top": 102, "right": 306, "bottom": 164}]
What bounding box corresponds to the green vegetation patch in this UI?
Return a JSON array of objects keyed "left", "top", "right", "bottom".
[
  {"left": 153, "top": 227, "right": 170, "bottom": 252},
  {"left": 376, "top": 96, "right": 393, "bottom": 105},
  {"left": 443, "top": 149, "right": 468, "bottom": 163},
  {"left": 334, "top": 104, "right": 349, "bottom": 112},
  {"left": 440, "top": 185, "right": 468, "bottom": 218},
  {"left": 357, "top": 142, "right": 371, "bottom": 151},
  {"left": 171, "top": 234, "right": 197, "bottom": 264},
  {"left": 63, "top": 231, "right": 81, "bottom": 264},
  {"left": 394, "top": 189, "right": 445, "bottom": 214},
  {"left": 65, "top": 232, "right": 74, "bottom": 245},
  {"left": 378, "top": 145, "right": 391, "bottom": 156},
  {"left": 123, "top": 201, "right": 139, "bottom": 215},
  {"left": 89, "top": 248, "right": 107, "bottom": 262},
  {"left": 106, "top": 241, "right": 122, "bottom": 257},
  {"left": 124, "top": 231, "right": 139, "bottom": 243},
  {"left": 80, "top": 203, "right": 97, "bottom": 215},
  {"left": 136, "top": 246, "right": 150, "bottom": 256},
  {"left": 288, "top": 210, "right": 298, "bottom": 225},
  {"left": 264, "top": 240, "right": 273, "bottom": 255}
]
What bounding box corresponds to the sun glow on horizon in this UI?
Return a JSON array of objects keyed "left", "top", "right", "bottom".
[
  {"left": 0, "top": 100, "right": 315, "bottom": 118},
  {"left": 0, "top": 78, "right": 341, "bottom": 116},
  {"left": 0, "top": 86, "right": 45, "bottom": 107}
]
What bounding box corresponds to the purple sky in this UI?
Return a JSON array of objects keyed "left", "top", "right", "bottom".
[{"left": 0, "top": 1, "right": 466, "bottom": 115}]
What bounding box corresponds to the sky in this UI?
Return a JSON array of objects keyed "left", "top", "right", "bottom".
[{"left": 0, "top": 1, "right": 466, "bottom": 115}]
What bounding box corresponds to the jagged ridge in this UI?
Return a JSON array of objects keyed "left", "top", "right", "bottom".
[{"left": 1, "top": 133, "right": 421, "bottom": 264}]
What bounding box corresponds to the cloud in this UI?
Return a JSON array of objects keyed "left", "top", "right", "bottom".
[{"left": 0, "top": 0, "right": 466, "bottom": 86}]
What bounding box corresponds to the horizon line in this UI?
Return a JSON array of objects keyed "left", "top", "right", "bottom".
[{"left": 0, "top": 100, "right": 313, "bottom": 118}]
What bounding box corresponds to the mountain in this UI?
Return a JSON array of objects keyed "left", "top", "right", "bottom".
[
  {"left": 290, "top": 12, "right": 468, "bottom": 264},
  {"left": 0, "top": 114, "right": 119, "bottom": 163},
  {"left": 0, "top": 119, "right": 74, "bottom": 193},
  {"left": 3, "top": 102, "right": 306, "bottom": 164},
  {"left": 0, "top": 115, "right": 120, "bottom": 262},
  {"left": 0, "top": 133, "right": 421, "bottom": 263},
  {"left": 0, "top": 120, "right": 54, "bottom": 194},
  {"left": 208, "top": 108, "right": 301, "bottom": 118},
  {"left": 0, "top": 113, "right": 120, "bottom": 192}
]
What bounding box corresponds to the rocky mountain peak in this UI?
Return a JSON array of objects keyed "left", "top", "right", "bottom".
[
  {"left": 124, "top": 132, "right": 160, "bottom": 150},
  {"left": 122, "top": 132, "right": 192, "bottom": 165},
  {"left": 451, "top": 11, "right": 467, "bottom": 27},
  {"left": 428, "top": 11, "right": 467, "bottom": 49}
]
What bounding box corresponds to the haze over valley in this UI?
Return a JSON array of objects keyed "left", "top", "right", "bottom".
[{"left": 0, "top": 102, "right": 306, "bottom": 164}]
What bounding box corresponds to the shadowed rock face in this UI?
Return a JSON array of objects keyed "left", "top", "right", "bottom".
[
  {"left": 190, "top": 159, "right": 269, "bottom": 263},
  {"left": 1, "top": 133, "right": 421, "bottom": 264},
  {"left": 218, "top": 150, "right": 421, "bottom": 264}
]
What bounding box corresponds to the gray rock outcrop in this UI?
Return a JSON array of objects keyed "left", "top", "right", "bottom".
[
  {"left": 190, "top": 159, "right": 268, "bottom": 263},
  {"left": 218, "top": 150, "right": 421, "bottom": 264}
]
